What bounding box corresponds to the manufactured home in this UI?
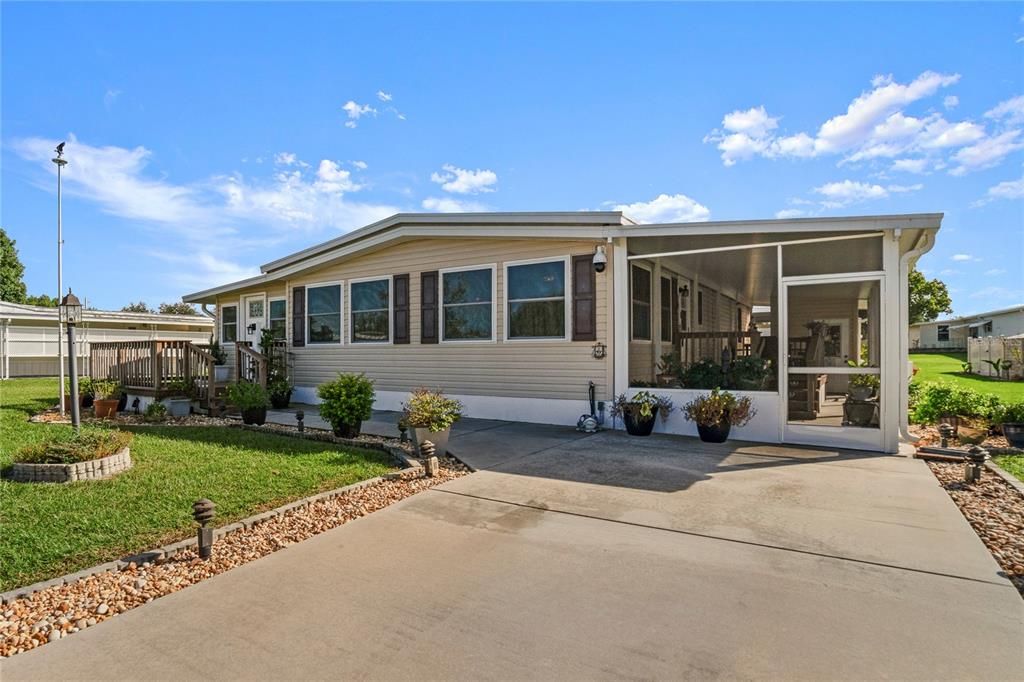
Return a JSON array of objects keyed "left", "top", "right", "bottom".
[
  {"left": 0, "top": 301, "right": 213, "bottom": 379},
  {"left": 910, "top": 304, "right": 1024, "bottom": 351},
  {"left": 183, "top": 212, "right": 941, "bottom": 453}
]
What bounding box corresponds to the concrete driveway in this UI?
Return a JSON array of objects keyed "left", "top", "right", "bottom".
[{"left": 4, "top": 422, "right": 1022, "bottom": 680}]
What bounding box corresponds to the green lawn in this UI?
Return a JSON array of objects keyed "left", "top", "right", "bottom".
[
  {"left": 0, "top": 378, "right": 394, "bottom": 591},
  {"left": 995, "top": 455, "right": 1024, "bottom": 482},
  {"left": 910, "top": 352, "right": 1024, "bottom": 403}
]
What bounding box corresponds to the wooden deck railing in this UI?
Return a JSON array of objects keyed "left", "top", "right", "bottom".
[
  {"left": 235, "top": 342, "right": 269, "bottom": 388},
  {"left": 677, "top": 330, "right": 766, "bottom": 365},
  {"left": 90, "top": 340, "right": 217, "bottom": 405}
]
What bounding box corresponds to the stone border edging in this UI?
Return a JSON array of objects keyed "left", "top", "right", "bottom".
[
  {"left": 6, "top": 448, "right": 132, "bottom": 484},
  {"left": 0, "top": 431, "right": 423, "bottom": 605},
  {"left": 985, "top": 460, "right": 1024, "bottom": 498}
]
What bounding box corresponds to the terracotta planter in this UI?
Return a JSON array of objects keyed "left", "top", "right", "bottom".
[
  {"left": 411, "top": 427, "right": 450, "bottom": 457},
  {"left": 696, "top": 420, "right": 731, "bottom": 443},
  {"left": 623, "top": 411, "right": 656, "bottom": 436},
  {"left": 241, "top": 407, "right": 267, "bottom": 425},
  {"left": 332, "top": 421, "right": 361, "bottom": 439},
  {"left": 93, "top": 399, "right": 119, "bottom": 419}
]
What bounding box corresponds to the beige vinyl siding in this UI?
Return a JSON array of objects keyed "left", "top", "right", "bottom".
[{"left": 222, "top": 238, "right": 611, "bottom": 401}]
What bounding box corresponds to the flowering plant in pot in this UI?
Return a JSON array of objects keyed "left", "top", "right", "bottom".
[
  {"left": 727, "top": 356, "right": 773, "bottom": 391},
  {"left": 846, "top": 373, "right": 880, "bottom": 402},
  {"left": 317, "top": 373, "right": 375, "bottom": 438},
  {"left": 682, "top": 389, "right": 756, "bottom": 443},
  {"left": 996, "top": 401, "right": 1024, "bottom": 449},
  {"left": 610, "top": 391, "right": 674, "bottom": 436},
  {"left": 226, "top": 381, "right": 270, "bottom": 425},
  {"left": 92, "top": 380, "right": 122, "bottom": 419},
  {"left": 402, "top": 388, "right": 463, "bottom": 458}
]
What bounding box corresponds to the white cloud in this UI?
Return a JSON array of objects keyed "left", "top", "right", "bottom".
[
  {"left": 274, "top": 152, "right": 299, "bottom": 166},
  {"left": 814, "top": 180, "right": 889, "bottom": 206},
  {"left": 351, "top": 160, "right": 368, "bottom": 170},
  {"left": 376, "top": 90, "right": 393, "bottom": 102},
  {"left": 949, "top": 130, "right": 1024, "bottom": 175},
  {"left": 722, "top": 106, "right": 779, "bottom": 138},
  {"left": 342, "top": 100, "right": 377, "bottom": 128},
  {"left": 985, "top": 95, "right": 1024, "bottom": 126},
  {"left": 103, "top": 88, "right": 121, "bottom": 111},
  {"left": 774, "top": 209, "right": 807, "bottom": 219},
  {"left": 951, "top": 253, "right": 978, "bottom": 262},
  {"left": 887, "top": 183, "right": 924, "bottom": 193},
  {"left": 972, "top": 175, "right": 1024, "bottom": 206},
  {"left": 314, "top": 159, "right": 362, "bottom": 194},
  {"left": 891, "top": 158, "right": 929, "bottom": 174},
  {"left": 613, "top": 193, "right": 711, "bottom": 223},
  {"left": 430, "top": 164, "right": 498, "bottom": 194},
  {"left": 944, "top": 95, "right": 959, "bottom": 110},
  {"left": 421, "top": 197, "right": 488, "bottom": 213}
]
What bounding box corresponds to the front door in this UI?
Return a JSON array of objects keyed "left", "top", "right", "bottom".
[{"left": 242, "top": 294, "right": 267, "bottom": 345}]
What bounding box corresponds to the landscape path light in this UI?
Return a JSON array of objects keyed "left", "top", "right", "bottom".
[{"left": 58, "top": 289, "right": 82, "bottom": 433}]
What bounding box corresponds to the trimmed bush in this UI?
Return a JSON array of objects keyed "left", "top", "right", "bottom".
[
  {"left": 910, "top": 381, "right": 1002, "bottom": 424},
  {"left": 16, "top": 429, "right": 133, "bottom": 464},
  {"left": 226, "top": 381, "right": 270, "bottom": 410},
  {"left": 317, "top": 373, "right": 376, "bottom": 430},
  {"left": 402, "top": 388, "right": 463, "bottom": 432}
]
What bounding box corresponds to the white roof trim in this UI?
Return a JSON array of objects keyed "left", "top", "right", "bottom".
[{"left": 0, "top": 301, "right": 213, "bottom": 326}]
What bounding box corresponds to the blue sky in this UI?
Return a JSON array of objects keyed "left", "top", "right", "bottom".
[{"left": 2, "top": 2, "right": 1021, "bottom": 314}]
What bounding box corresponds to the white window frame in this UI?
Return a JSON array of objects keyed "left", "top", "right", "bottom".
[
  {"left": 439, "top": 263, "right": 497, "bottom": 344},
  {"left": 268, "top": 297, "right": 287, "bottom": 341},
  {"left": 220, "top": 302, "right": 240, "bottom": 345},
  {"left": 348, "top": 276, "right": 393, "bottom": 345},
  {"left": 937, "top": 324, "right": 950, "bottom": 342},
  {"left": 630, "top": 261, "right": 653, "bottom": 342},
  {"left": 305, "top": 280, "right": 345, "bottom": 346},
  {"left": 502, "top": 256, "right": 571, "bottom": 342}
]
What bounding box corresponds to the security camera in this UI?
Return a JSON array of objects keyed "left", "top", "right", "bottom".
[{"left": 593, "top": 245, "right": 607, "bottom": 273}]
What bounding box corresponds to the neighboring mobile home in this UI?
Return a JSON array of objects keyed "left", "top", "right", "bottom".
[
  {"left": 183, "top": 212, "right": 941, "bottom": 453},
  {"left": 0, "top": 301, "right": 213, "bottom": 378},
  {"left": 910, "top": 304, "right": 1024, "bottom": 351}
]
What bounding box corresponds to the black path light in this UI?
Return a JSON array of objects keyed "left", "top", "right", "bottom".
[
  {"left": 192, "top": 499, "right": 217, "bottom": 560},
  {"left": 964, "top": 445, "right": 989, "bottom": 484},
  {"left": 58, "top": 289, "right": 83, "bottom": 434}
]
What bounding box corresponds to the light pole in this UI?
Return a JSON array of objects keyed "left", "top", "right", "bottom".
[
  {"left": 52, "top": 142, "right": 68, "bottom": 416},
  {"left": 59, "top": 289, "right": 83, "bottom": 434}
]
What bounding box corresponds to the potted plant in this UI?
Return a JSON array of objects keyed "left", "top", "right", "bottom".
[
  {"left": 209, "top": 337, "right": 230, "bottom": 383},
  {"left": 317, "top": 373, "right": 375, "bottom": 438},
  {"left": 680, "top": 359, "right": 724, "bottom": 389},
  {"left": 268, "top": 375, "right": 292, "bottom": 409},
  {"left": 226, "top": 381, "right": 270, "bottom": 425},
  {"left": 997, "top": 401, "right": 1024, "bottom": 449},
  {"left": 682, "top": 388, "right": 756, "bottom": 443},
  {"left": 728, "top": 356, "right": 773, "bottom": 391},
  {"left": 402, "top": 388, "right": 463, "bottom": 457},
  {"left": 161, "top": 377, "right": 194, "bottom": 417},
  {"left": 656, "top": 351, "right": 683, "bottom": 387},
  {"left": 92, "top": 380, "right": 122, "bottom": 419},
  {"left": 609, "top": 391, "right": 674, "bottom": 436}
]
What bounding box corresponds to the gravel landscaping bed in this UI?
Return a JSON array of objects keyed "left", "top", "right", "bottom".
[
  {"left": 0, "top": 457, "right": 468, "bottom": 658},
  {"left": 928, "top": 461, "right": 1024, "bottom": 597}
]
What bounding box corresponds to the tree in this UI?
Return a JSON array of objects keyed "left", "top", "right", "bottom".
[
  {"left": 121, "top": 301, "right": 154, "bottom": 313},
  {"left": 0, "top": 228, "right": 27, "bottom": 303},
  {"left": 158, "top": 301, "right": 199, "bottom": 316},
  {"left": 909, "top": 267, "right": 953, "bottom": 325},
  {"left": 25, "top": 293, "right": 58, "bottom": 307}
]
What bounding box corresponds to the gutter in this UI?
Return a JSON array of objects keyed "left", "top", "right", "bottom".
[{"left": 201, "top": 304, "right": 217, "bottom": 319}]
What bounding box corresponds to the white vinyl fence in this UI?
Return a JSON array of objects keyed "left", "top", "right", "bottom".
[{"left": 968, "top": 336, "right": 1024, "bottom": 379}]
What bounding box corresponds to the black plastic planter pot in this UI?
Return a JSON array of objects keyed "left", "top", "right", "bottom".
[
  {"left": 333, "top": 421, "right": 361, "bottom": 439},
  {"left": 697, "top": 421, "right": 732, "bottom": 443},
  {"left": 1003, "top": 423, "right": 1024, "bottom": 449},
  {"left": 241, "top": 407, "right": 267, "bottom": 425},
  {"left": 270, "top": 391, "right": 292, "bottom": 409},
  {"left": 623, "top": 411, "right": 656, "bottom": 436}
]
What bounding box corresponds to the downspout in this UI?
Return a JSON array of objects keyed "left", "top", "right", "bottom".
[
  {"left": 898, "top": 229, "right": 936, "bottom": 445},
  {"left": 200, "top": 304, "right": 216, "bottom": 319}
]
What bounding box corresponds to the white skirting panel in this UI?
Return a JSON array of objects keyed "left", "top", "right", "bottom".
[
  {"left": 292, "top": 386, "right": 595, "bottom": 427},
  {"left": 624, "top": 387, "right": 783, "bottom": 444}
]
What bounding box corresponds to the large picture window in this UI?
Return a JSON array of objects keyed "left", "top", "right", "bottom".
[
  {"left": 350, "top": 278, "right": 390, "bottom": 343},
  {"left": 269, "top": 299, "right": 287, "bottom": 340},
  {"left": 221, "top": 304, "right": 238, "bottom": 343},
  {"left": 442, "top": 267, "right": 494, "bottom": 341},
  {"left": 631, "top": 264, "right": 651, "bottom": 341},
  {"left": 307, "top": 283, "right": 342, "bottom": 344},
  {"left": 506, "top": 259, "right": 567, "bottom": 339}
]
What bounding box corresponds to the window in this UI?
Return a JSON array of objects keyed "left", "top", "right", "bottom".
[
  {"left": 630, "top": 264, "right": 651, "bottom": 341},
  {"left": 307, "top": 284, "right": 342, "bottom": 344},
  {"left": 983, "top": 321, "right": 993, "bottom": 334},
  {"left": 507, "top": 259, "right": 567, "bottom": 339},
  {"left": 350, "top": 278, "right": 390, "bottom": 343},
  {"left": 221, "top": 305, "right": 237, "bottom": 343},
  {"left": 442, "top": 267, "right": 494, "bottom": 341},
  {"left": 269, "top": 299, "right": 287, "bottom": 340},
  {"left": 660, "top": 276, "right": 673, "bottom": 342},
  {"left": 937, "top": 325, "right": 950, "bottom": 342}
]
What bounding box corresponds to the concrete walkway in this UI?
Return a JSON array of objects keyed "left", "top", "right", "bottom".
[{"left": 5, "top": 420, "right": 1022, "bottom": 680}]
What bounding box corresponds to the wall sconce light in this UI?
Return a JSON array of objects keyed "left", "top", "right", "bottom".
[
  {"left": 679, "top": 284, "right": 690, "bottom": 298},
  {"left": 246, "top": 323, "right": 257, "bottom": 335},
  {"left": 592, "top": 341, "right": 607, "bottom": 359}
]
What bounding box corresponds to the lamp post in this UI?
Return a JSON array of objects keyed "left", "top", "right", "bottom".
[
  {"left": 59, "top": 289, "right": 83, "bottom": 433},
  {"left": 52, "top": 143, "right": 68, "bottom": 416}
]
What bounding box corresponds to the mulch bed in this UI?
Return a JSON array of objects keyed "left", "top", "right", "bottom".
[
  {"left": 0, "top": 457, "right": 467, "bottom": 658},
  {"left": 928, "top": 461, "right": 1024, "bottom": 598}
]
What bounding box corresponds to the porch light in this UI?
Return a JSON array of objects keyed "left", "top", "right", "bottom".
[
  {"left": 58, "top": 289, "right": 83, "bottom": 325},
  {"left": 592, "top": 341, "right": 607, "bottom": 359},
  {"left": 59, "top": 289, "right": 83, "bottom": 433}
]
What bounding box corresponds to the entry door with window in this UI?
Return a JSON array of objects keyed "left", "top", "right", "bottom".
[{"left": 242, "top": 295, "right": 267, "bottom": 344}]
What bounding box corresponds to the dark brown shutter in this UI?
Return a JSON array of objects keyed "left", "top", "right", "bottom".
[
  {"left": 572, "top": 255, "right": 596, "bottom": 341},
  {"left": 671, "top": 277, "right": 680, "bottom": 345},
  {"left": 291, "top": 286, "right": 305, "bottom": 347},
  {"left": 420, "top": 271, "right": 439, "bottom": 344},
  {"left": 393, "top": 274, "right": 410, "bottom": 344}
]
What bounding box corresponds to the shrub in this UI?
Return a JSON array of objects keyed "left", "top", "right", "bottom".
[
  {"left": 682, "top": 388, "right": 756, "bottom": 427},
  {"left": 317, "top": 373, "right": 375, "bottom": 429},
  {"left": 16, "top": 429, "right": 133, "bottom": 464},
  {"left": 910, "top": 381, "right": 1002, "bottom": 424},
  {"left": 995, "top": 401, "right": 1024, "bottom": 425},
  {"left": 165, "top": 377, "right": 196, "bottom": 398},
  {"left": 226, "top": 381, "right": 270, "bottom": 411},
  {"left": 144, "top": 401, "right": 168, "bottom": 422},
  {"left": 727, "top": 356, "right": 773, "bottom": 390},
  {"left": 92, "top": 380, "right": 121, "bottom": 400},
  {"left": 848, "top": 373, "right": 881, "bottom": 391},
  {"left": 680, "top": 359, "right": 724, "bottom": 389},
  {"left": 609, "top": 391, "right": 674, "bottom": 422},
  {"left": 402, "top": 388, "right": 463, "bottom": 432},
  {"left": 64, "top": 376, "right": 94, "bottom": 397}
]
